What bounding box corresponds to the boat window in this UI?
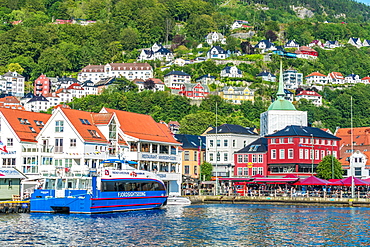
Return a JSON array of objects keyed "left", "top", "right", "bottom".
[
  {"left": 101, "top": 181, "right": 165, "bottom": 192},
  {"left": 56, "top": 179, "right": 64, "bottom": 190},
  {"left": 103, "top": 163, "right": 115, "bottom": 168},
  {"left": 45, "top": 179, "right": 56, "bottom": 190}
]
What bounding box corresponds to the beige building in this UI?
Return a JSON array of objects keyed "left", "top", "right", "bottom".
[{"left": 219, "top": 86, "right": 254, "bottom": 104}]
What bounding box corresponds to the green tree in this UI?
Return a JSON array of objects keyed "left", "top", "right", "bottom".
[
  {"left": 316, "top": 155, "right": 343, "bottom": 180},
  {"left": 180, "top": 111, "right": 217, "bottom": 135},
  {"left": 200, "top": 161, "right": 213, "bottom": 181},
  {"left": 112, "top": 77, "right": 138, "bottom": 93}
]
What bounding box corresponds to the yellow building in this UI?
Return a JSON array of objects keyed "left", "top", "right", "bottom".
[
  {"left": 219, "top": 86, "right": 254, "bottom": 104},
  {"left": 174, "top": 134, "right": 206, "bottom": 179}
]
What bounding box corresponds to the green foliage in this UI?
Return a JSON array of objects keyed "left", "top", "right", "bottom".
[
  {"left": 200, "top": 161, "right": 213, "bottom": 181},
  {"left": 316, "top": 155, "right": 343, "bottom": 180}
]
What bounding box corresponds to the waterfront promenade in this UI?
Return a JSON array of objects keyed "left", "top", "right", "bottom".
[{"left": 189, "top": 194, "right": 370, "bottom": 207}]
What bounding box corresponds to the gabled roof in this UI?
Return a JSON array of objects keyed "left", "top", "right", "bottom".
[
  {"left": 296, "top": 90, "right": 322, "bottom": 97},
  {"left": 3, "top": 71, "right": 24, "bottom": 78},
  {"left": 196, "top": 74, "right": 216, "bottom": 81},
  {"left": 266, "top": 125, "right": 340, "bottom": 139},
  {"left": 27, "top": 95, "right": 49, "bottom": 103},
  {"left": 255, "top": 40, "right": 275, "bottom": 49},
  {"left": 209, "top": 46, "right": 226, "bottom": 54},
  {"left": 0, "top": 108, "right": 51, "bottom": 143},
  {"left": 256, "top": 71, "right": 276, "bottom": 77},
  {"left": 102, "top": 108, "right": 181, "bottom": 144},
  {"left": 67, "top": 83, "right": 84, "bottom": 90},
  {"left": 149, "top": 78, "right": 164, "bottom": 84},
  {"left": 165, "top": 71, "right": 191, "bottom": 77},
  {"left": 305, "top": 72, "right": 326, "bottom": 78},
  {"left": 222, "top": 66, "right": 242, "bottom": 74},
  {"left": 174, "top": 134, "right": 206, "bottom": 150},
  {"left": 328, "top": 72, "right": 344, "bottom": 79},
  {"left": 156, "top": 47, "right": 172, "bottom": 55},
  {"left": 235, "top": 137, "right": 267, "bottom": 153},
  {"left": 206, "top": 124, "right": 258, "bottom": 135},
  {"left": 59, "top": 108, "right": 108, "bottom": 143},
  {"left": 345, "top": 73, "right": 359, "bottom": 79},
  {"left": 21, "top": 93, "right": 35, "bottom": 99}
]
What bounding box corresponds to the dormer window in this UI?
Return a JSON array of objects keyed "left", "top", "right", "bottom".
[
  {"left": 29, "top": 127, "right": 36, "bottom": 133},
  {"left": 79, "top": 119, "right": 91, "bottom": 125}
]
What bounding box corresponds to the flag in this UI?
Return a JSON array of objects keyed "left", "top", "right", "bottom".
[{"left": 0, "top": 141, "right": 7, "bottom": 153}]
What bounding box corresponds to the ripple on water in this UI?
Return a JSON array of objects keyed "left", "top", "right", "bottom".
[{"left": 0, "top": 204, "right": 370, "bottom": 246}]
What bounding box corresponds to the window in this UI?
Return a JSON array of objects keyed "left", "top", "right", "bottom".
[
  {"left": 252, "top": 154, "right": 257, "bottom": 163},
  {"left": 184, "top": 165, "right": 190, "bottom": 174},
  {"left": 310, "top": 150, "right": 314, "bottom": 159},
  {"left": 70, "top": 139, "right": 76, "bottom": 147},
  {"left": 88, "top": 130, "right": 101, "bottom": 138},
  {"left": 288, "top": 138, "right": 293, "bottom": 143},
  {"left": 55, "top": 120, "right": 64, "bottom": 132},
  {"left": 280, "top": 138, "right": 284, "bottom": 144},
  {"left": 305, "top": 149, "right": 309, "bottom": 159},
  {"left": 237, "top": 167, "right": 243, "bottom": 176},
  {"left": 194, "top": 151, "right": 197, "bottom": 161},
  {"left": 54, "top": 159, "right": 63, "bottom": 167},
  {"left": 243, "top": 141, "right": 247, "bottom": 147},
  {"left": 327, "top": 150, "right": 331, "bottom": 156},
  {"left": 224, "top": 153, "right": 228, "bottom": 161},
  {"left": 232, "top": 140, "right": 236, "bottom": 147},
  {"left": 252, "top": 167, "right": 258, "bottom": 176},
  {"left": 55, "top": 138, "right": 63, "bottom": 153},
  {"left": 355, "top": 167, "right": 362, "bottom": 177},
  {"left": 299, "top": 138, "right": 303, "bottom": 143},
  {"left": 279, "top": 149, "right": 285, "bottom": 159},
  {"left": 65, "top": 159, "right": 73, "bottom": 168},
  {"left": 7, "top": 138, "right": 13, "bottom": 147},
  {"left": 271, "top": 149, "right": 276, "bottom": 159},
  {"left": 238, "top": 155, "right": 242, "bottom": 163},
  {"left": 299, "top": 149, "right": 303, "bottom": 159},
  {"left": 184, "top": 151, "right": 190, "bottom": 161},
  {"left": 216, "top": 140, "right": 220, "bottom": 147},
  {"left": 333, "top": 151, "right": 337, "bottom": 158},
  {"left": 321, "top": 150, "right": 325, "bottom": 159},
  {"left": 194, "top": 165, "right": 198, "bottom": 175},
  {"left": 209, "top": 153, "right": 214, "bottom": 161},
  {"left": 243, "top": 155, "right": 248, "bottom": 163},
  {"left": 258, "top": 167, "right": 263, "bottom": 175},
  {"left": 217, "top": 152, "right": 220, "bottom": 161},
  {"left": 258, "top": 154, "right": 263, "bottom": 163},
  {"left": 224, "top": 139, "right": 228, "bottom": 147},
  {"left": 315, "top": 150, "right": 319, "bottom": 160},
  {"left": 288, "top": 149, "right": 293, "bottom": 159},
  {"left": 79, "top": 119, "right": 91, "bottom": 125},
  {"left": 243, "top": 168, "right": 248, "bottom": 176},
  {"left": 271, "top": 139, "right": 276, "bottom": 144},
  {"left": 209, "top": 140, "right": 214, "bottom": 147}
]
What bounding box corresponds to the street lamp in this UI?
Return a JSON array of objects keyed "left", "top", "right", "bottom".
[{"left": 331, "top": 144, "right": 334, "bottom": 179}]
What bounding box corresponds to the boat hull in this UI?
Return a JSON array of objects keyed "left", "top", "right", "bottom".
[{"left": 30, "top": 190, "right": 167, "bottom": 214}]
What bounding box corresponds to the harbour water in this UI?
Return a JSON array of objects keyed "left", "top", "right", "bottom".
[{"left": 0, "top": 204, "right": 369, "bottom": 246}]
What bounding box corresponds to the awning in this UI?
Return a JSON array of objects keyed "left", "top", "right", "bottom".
[
  {"left": 218, "top": 177, "right": 255, "bottom": 182},
  {"left": 0, "top": 168, "right": 26, "bottom": 179}
]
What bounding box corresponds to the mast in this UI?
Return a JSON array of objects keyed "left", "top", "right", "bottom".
[{"left": 351, "top": 96, "right": 354, "bottom": 198}]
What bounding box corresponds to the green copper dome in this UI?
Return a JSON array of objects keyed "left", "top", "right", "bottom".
[{"left": 268, "top": 97, "right": 296, "bottom": 110}]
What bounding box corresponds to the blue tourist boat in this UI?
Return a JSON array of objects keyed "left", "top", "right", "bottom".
[{"left": 30, "top": 159, "right": 168, "bottom": 214}]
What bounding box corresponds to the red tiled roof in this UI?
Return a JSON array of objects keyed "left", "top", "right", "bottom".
[
  {"left": 297, "top": 46, "right": 316, "bottom": 52},
  {"left": 60, "top": 108, "right": 108, "bottom": 143},
  {"left": 92, "top": 113, "right": 113, "bottom": 125},
  {"left": 0, "top": 108, "right": 51, "bottom": 142},
  {"left": 81, "top": 65, "right": 104, "bottom": 72},
  {"left": 339, "top": 151, "right": 370, "bottom": 167},
  {"left": 305, "top": 72, "right": 326, "bottom": 77},
  {"left": 362, "top": 77, "right": 370, "bottom": 81},
  {"left": 296, "top": 90, "right": 322, "bottom": 97},
  {"left": 328, "top": 72, "right": 344, "bottom": 79},
  {"left": 108, "top": 63, "right": 152, "bottom": 71},
  {"left": 0, "top": 96, "right": 20, "bottom": 104},
  {"left": 103, "top": 108, "right": 180, "bottom": 144},
  {"left": 149, "top": 78, "right": 164, "bottom": 84},
  {"left": 67, "top": 83, "right": 84, "bottom": 90}
]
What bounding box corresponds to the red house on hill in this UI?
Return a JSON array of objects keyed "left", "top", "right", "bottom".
[{"left": 179, "top": 83, "right": 210, "bottom": 99}]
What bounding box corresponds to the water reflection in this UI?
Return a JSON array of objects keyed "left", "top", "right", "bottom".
[{"left": 0, "top": 204, "right": 370, "bottom": 246}]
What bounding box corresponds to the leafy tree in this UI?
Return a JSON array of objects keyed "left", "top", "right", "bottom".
[
  {"left": 225, "top": 36, "right": 240, "bottom": 51},
  {"left": 112, "top": 77, "right": 138, "bottom": 93},
  {"left": 240, "top": 41, "right": 254, "bottom": 54},
  {"left": 200, "top": 161, "right": 213, "bottom": 181},
  {"left": 179, "top": 111, "right": 217, "bottom": 135},
  {"left": 144, "top": 79, "right": 155, "bottom": 90},
  {"left": 7, "top": 63, "right": 24, "bottom": 74},
  {"left": 265, "top": 30, "right": 277, "bottom": 42},
  {"left": 316, "top": 155, "right": 343, "bottom": 180}
]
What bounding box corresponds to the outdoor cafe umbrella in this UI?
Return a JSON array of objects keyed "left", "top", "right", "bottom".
[
  {"left": 330, "top": 176, "right": 370, "bottom": 186},
  {"left": 294, "top": 176, "right": 330, "bottom": 186}
]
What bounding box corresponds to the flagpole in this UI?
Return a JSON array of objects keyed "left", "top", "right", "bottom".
[{"left": 351, "top": 96, "right": 355, "bottom": 198}]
